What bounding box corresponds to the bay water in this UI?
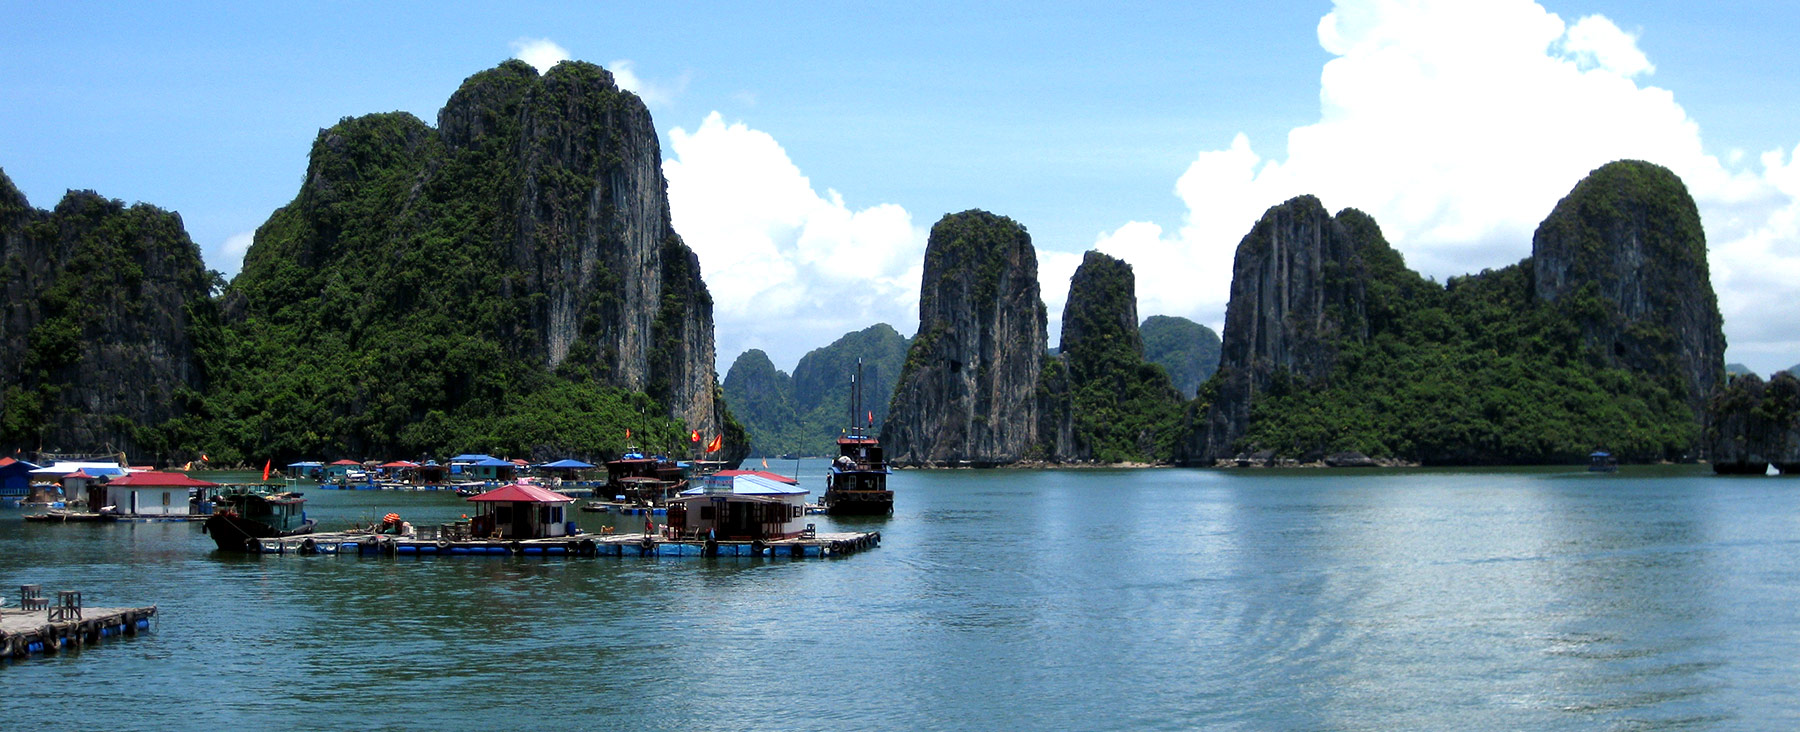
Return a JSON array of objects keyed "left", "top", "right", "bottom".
[{"left": 3, "top": 464, "right": 1797, "bottom": 730}]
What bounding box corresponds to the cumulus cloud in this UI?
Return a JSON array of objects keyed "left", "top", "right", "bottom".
[
  {"left": 510, "top": 38, "right": 569, "bottom": 73},
  {"left": 664, "top": 112, "right": 926, "bottom": 371},
  {"left": 606, "top": 59, "right": 686, "bottom": 108},
  {"left": 1096, "top": 0, "right": 1800, "bottom": 371}
]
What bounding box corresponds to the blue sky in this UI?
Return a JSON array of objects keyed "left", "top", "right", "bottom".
[{"left": 3, "top": 1, "right": 1797, "bottom": 375}]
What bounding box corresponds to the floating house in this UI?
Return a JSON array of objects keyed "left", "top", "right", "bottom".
[
  {"left": 322, "top": 459, "right": 364, "bottom": 480},
  {"left": 0, "top": 458, "right": 40, "bottom": 503},
  {"left": 667, "top": 470, "right": 809, "bottom": 540},
  {"left": 285, "top": 461, "right": 324, "bottom": 480},
  {"left": 462, "top": 457, "right": 517, "bottom": 482},
  {"left": 96, "top": 472, "right": 218, "bottom": 517},
  {"left": 465, "top": 483, "right": 575, "bottom": 539}
]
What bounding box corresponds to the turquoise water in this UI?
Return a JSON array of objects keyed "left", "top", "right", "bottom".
[{"left": 3, "top": 465, "right": 1798, "bottom": 730}]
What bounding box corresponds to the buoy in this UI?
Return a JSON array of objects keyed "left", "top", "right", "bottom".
[{"left": 299, "top": 538, "right": 317, "bottom": 554}]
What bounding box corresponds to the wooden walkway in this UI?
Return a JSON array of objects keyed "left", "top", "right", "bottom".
[
  {"left": 0, "top": 605, "right": 156, "bottom": 659},
  {"left": 249, "top": 530, "right": 881, "bottom": 559}
]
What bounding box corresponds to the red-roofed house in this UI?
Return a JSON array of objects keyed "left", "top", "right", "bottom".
[
  {"left": 98, "top": 471, "right": 219, "bottom": 516},
  {"left": 466, "top": 483, "right": 576, "bottom": 539}
]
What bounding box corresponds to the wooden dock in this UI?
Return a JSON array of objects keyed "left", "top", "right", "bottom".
[
  {"left": 0, "top": 605, "right": 156, "bottom": 660},
  {"left": 247, "top": 530, "right": 881, "bottom": 559}
]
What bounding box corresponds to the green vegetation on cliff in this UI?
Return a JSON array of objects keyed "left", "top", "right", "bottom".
[
  {"left": 1056, "top": 252, "right": 1183, "bottom": 462},
  {"left": 194, "top": 61, "right": 709, "bottom": 463},
  {"left": 1140, "top": 315, "right": 1219, "bottom": 399},
  {"left": 1236, "top": 201, "right": 1699, "bottom": 464}
]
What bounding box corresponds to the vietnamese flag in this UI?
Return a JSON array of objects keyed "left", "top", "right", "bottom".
[
  {"left": 706, "top": 434, "right": 722, "bottom": 453},
  {"left": 691, "top": 430, "right": 700, "bottom": 443},
  {"left": 262, "top": 460, "right": 271, "bottom": 481}
]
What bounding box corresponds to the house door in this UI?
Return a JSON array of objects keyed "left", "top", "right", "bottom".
[{"left": 511, "top": 503, "right": 533, "bottom": 538}]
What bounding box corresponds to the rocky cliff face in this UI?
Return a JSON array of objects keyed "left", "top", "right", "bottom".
[
  {"left": 1049, "top": 251, "right": 1183, "bottom": 462},
  {"left": 1706, "top": 372, "right": 1800, "bottom": 474},
  {"left": 1532, "top": 160, "right": 1725, "bottom": 434},
  {"left": 883, "top": 211, "right": 1047, "bottom": 466},
  {"left": 221, "top": 60, "right": 741, "bottom": 462},
  {"left": 0, "top": 170, "right": 212, "bottom": 460},
  {"left": 1193, "top": 196, "right": 1370, "bottom": 461}
]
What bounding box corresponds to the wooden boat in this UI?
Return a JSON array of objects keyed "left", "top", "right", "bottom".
[
  {"left": 23, "top": 509, "right": 113, "bottom": 523},
  {"left": 1588, "top": 450, "right": 1619, "bottom": 472},
  {"left": 822, "top": 359, "right": 893, "bottom": 516},
  {"left": 202, "top": 488, "right": 316, "bottom": 552}
]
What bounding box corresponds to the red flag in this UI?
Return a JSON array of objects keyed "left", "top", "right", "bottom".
[
  {"left": 706, "top": 434, "right": 722, "bottom": 453},
  {"left": 868, "top": 410, "right": 874, "bottom": 425},
  {"left": 626, "top": 428, "right": 632, "bottom": 440},
  {"left": 261, "top": 460, "right": 270, "bottom": 481},
  {"left": 690, "top": 430, "right": 700, "bottom": 443}
]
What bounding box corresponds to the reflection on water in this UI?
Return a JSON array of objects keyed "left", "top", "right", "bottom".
[{"left": 2, "top": 464, "right": 1798, "bottom": 730}]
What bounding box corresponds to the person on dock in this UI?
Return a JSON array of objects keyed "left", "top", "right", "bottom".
[{"left": 377, "top": 512, "right": 414, "bottom": 536}]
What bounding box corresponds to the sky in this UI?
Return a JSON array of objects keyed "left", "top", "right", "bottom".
[{"left": 3, "top": 0, "right": 1797, "bottom": 376}]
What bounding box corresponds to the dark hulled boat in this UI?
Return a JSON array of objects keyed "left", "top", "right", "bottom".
[
  {"left": 822, "top": 359, "right": 893, "bottom": 515},
  {"left": 203, "top": 488, "right": 315, "bottom": 552}
]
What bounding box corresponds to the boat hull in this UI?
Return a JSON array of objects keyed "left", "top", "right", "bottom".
[
  {"left": 822, "top": 489, "right": 893, "bottom": 516},
  {"left": 204, "top": 514, "right": 317, "bottom": 553}
]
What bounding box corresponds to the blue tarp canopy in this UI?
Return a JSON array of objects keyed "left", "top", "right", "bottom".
[
  {"left": 470, "top": 457, "right": 515, "bottom": 467},
  {"left": 538, "top": 459, "right": 595, "bottom": 469},
  {"left": 287, "top": 461, "right": 324, "bottom": 468},
  {"left": 449, "top": 454, "right": 497, "bottom": 463}
]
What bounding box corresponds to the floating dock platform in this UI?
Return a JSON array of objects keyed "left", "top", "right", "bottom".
[
  {"left": 247, "top": 530, "right": 880, "bottom": 559},
  {"left": 0, "top": 605, "right": 156, "bottom": 660}
]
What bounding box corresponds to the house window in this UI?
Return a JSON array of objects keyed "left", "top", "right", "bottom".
[{"left": 162, "top": 492, "right": 171, "bottom": 506}]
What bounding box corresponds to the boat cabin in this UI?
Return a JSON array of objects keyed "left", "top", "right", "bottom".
[
  {"left": 668, "top": 471, "right": 809, "bottom": 541},
  {"left": 98, "top": 471, "right": 219, "bottom": 516},
  {"left": 285, "top": 461, "right": 324, "bottom": 480},
  {"left": 466, "top": 483, "right": 576, "bottom": 539},
  {"left": 605, "top": 452, "right": 686, "bottom": 504},
  {"left": 1588, "top": 450, "right": 1618, "bottom": 472},
  {"left": 213, "top": 487, "right": 310, "bottom": 532}
]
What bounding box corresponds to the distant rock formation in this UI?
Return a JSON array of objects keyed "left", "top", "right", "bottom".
[
  {"left": 1140, "top": 315, "right": 1220, "bottom": 399},
  {"left": 1532, "top": 160, "right": 1725, "bottom": 437},
  {"left": 0, "top": 169, "right": 213, "bottom": 460},
  {"left": 1191, "top": 195, "right": 1372, "bottom": 461},
  {"left": 721, "top": 349, "right": 797, "bottom": 456},
  {"left": 722, "top": 323, "right": 910, "bottom": 457},
  {"left": 883, "top": 211, "right": 1047, "bottom": 466},
  {"left": 1044, "top": 251, "right": 1183, "bottom": 462},
  {"left": 1707, "top": 372, "right": 1800, "bottom": 474}
]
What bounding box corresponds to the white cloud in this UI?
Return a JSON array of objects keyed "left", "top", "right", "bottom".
[
  {"left": 510, "top": 38, "right": 569, "bottom": 74},
  {"left": 664, "top": 112, "right": 926, "bottom": 372},
  {"left": 1096, "top": 0, "right": 1800, "bottom": 372},
  {"left": 607, "top": 59, "right": 686, "bottom": 108},
  {"left": 223, "top": 231, "right": 254, "bottom": 258}
]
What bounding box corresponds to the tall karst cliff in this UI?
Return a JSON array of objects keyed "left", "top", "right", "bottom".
[
  {"left": 1190, "top": 160, "right": 1724, "bottom": 465},
  {"left": 1041, "top": 251, "right": 1183, "bottom": 462},
  {"left": 884, "top": 211, "right": 1047, "bottom": 466},
  {"left": 1532, "top": 159, "right": 1726, "bottom": 425},
  {"left": 213, "top": 60, "right": 742, "bottom": 462},
  {"left": 1192, "top": 196, "right": 1374, "bottom": 461},
  {"left": 0, "top": 169, "right": 214, "bottom": 460}
]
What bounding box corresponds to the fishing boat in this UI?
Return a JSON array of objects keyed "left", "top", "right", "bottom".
[
  {"left": 1587, "top": 450, "right": 1619, "bottom": 472},
  {"left": 603, "top": 450, "right": 687, "bottom": 505},
  {"left": 202, "top": 487, "right": 316, "bottom": 552},
  {"left": 822, "top": 359, "right": 893, "bottom": 515}
]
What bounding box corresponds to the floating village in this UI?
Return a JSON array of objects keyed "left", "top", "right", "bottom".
[{"left": 1, "top": 374, "right": 895, "bottom": 661}]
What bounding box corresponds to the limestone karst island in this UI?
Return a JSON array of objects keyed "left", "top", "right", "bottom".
[{"left": 4, "top": 60, "right": 1796, "bottom": 477}]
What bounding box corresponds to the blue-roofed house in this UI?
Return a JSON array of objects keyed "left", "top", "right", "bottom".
[
  {"left": 465, "top": 457, "right": 517, "bottom": 482},
  {"left": 667, "top": 471, "right": 809, "bottom": 540},
  {"left": 0, "top": 457, "right": 40, "bottom": 501}
]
